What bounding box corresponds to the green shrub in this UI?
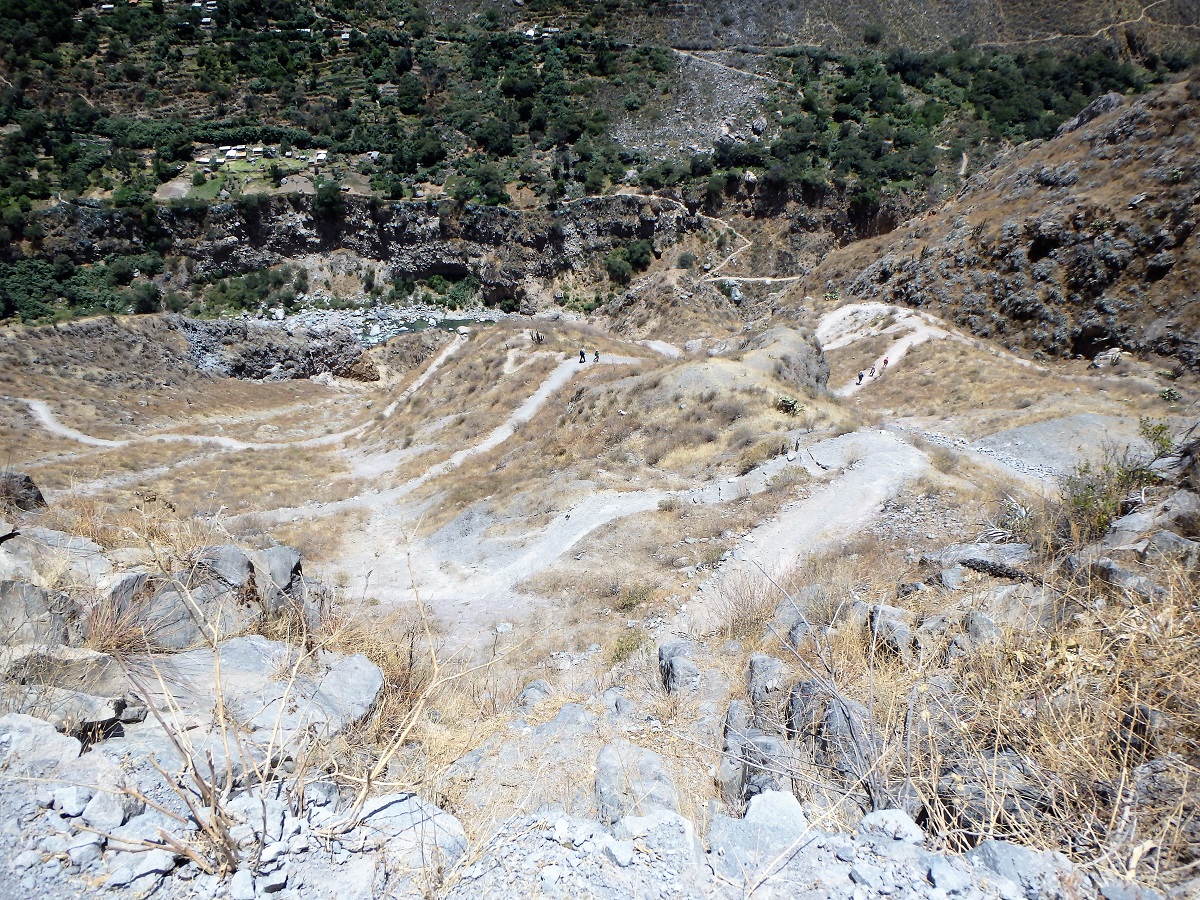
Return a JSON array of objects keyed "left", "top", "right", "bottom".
[
  {"left": 605, "top": 251, "right": 632, "bottom": 284},
  {"left": 609, "top": 629, "right": 645, "bottom": 665},
  {"left": 617, "top": 582, "right": 653, "bottom": 612},
  {"left": 1059, "top": 449, "right": 1160, "bottom": 546}
]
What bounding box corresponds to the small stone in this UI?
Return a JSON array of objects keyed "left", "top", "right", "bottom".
[
  {"left": 81, "top": 790, "right": 138, "bottom": 832},
  {"left": 12, "top": 849, "right": 40, "bottom": 870},
  {"left": 54, "top": 786, "right": 93, "bottom": 818},
  {"left": 260, "top": 841, "right": 289, "bottom": 865},
  {"left": 39, "top": 834, "right": 69, "bottom": 854},
  {"left": 850, "top": 862, "right": 887, "bottom": 890},
  {"left": 229, "top": 869, "right": 255, "bottom": 900},
  {"left": 258, "top": 865, "right": 289, "bottom": 894},
  {"left": 604, "top": 840, "right": 635, "bottom": 867},
  {"left": 66, "top": 832, "right": 103, "bottom": 867},
  {"left": 927, "top": 857, "right": 972, "bottom": 894},
  {"left": 858, "top": 809, "right": 925, "bottom": 845},
  {"left": 539, "top": 863, "right": 562, "bottom": 886},
  {"left": 552, "top": 818, "right": 571, "bottom": 845},
  {"left": 940, "top": 566, "right": 968, "bottom": 590}
]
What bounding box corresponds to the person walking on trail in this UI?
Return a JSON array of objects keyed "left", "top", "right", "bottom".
[
  {"left": 868, "top": 364, "right": 876, "bottom": 377},
  {"left": 856, "top": 371, "right": 864, "bottom": 385},
  {"left": 882, "top": 357, "right": 889, "bottom": 370},
  {"left": 579, "top": 347, "right": 586, "bottom": 363},
  {"left": 594, "top": 350, "right": 600, "bottom": 363}
]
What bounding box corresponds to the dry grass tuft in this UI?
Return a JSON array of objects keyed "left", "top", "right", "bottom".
[{"left": 713, "top": 572, "right": 780, "bottom": 640}]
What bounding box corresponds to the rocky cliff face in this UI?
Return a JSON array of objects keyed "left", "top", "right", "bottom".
[
  {"left": 171, "top": 316, "right": 380, "bottom": 382},
  {"left": 33, "top": 194, "right": 703, "bottom": 310},
  {"left": 798, "top": 78, "right": 1200, "bottom": 369}
]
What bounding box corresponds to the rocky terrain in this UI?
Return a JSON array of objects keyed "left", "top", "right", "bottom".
[
  {"left": 36, "top": 194, "right": 706, "bottom": 313},
  {"left": 793, "top": 77, "right": 1200, "bottom": 369},
  {"left": 432, "top": 0, "right": 1199, "bottom": 55},
  {"left": 1, "top": 276, "right": 1197, "bottom": 899},
  {"left": 0, "top": 451, "right": 1196, "bottom": 899},
  {"left": 1, "top": 24, "right": 1199, "bottom": 900}
]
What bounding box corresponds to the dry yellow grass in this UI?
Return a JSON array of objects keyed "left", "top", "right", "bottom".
[
  {"left": 265, "top": 506, "right": 369, "bottom": 566},
  {"left": 832, "top": 335, "right": 1170, "bottom": 439},
  {"left": 717, "top": 527, "right": 1200, "bottom": 890},
  {"left": 76, "top": 446, "right": 362, "bottom": 519}
]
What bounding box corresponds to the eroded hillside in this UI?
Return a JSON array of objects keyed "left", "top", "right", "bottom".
[{"left": 789, "top": 77, "right": 1200, "bottom": 367}]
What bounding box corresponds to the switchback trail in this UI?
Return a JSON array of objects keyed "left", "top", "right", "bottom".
[
  {"left": 21, "top": 334, "right": 467, "bottom": 454},
  {"left": 816, "top": 301, "right": 1043, "bottom": 397}
]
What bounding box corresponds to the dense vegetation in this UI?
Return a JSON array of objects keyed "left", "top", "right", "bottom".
[{"left": 0, "top": 0, "right": 1193, "bottom": 320}]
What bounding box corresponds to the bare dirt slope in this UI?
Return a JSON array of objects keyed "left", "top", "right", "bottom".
[{"left": 11, "top": 298, "right": 1191, "bottom": 658}]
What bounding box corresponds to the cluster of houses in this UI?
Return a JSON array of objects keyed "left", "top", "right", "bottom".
[
  {"left": 96, "top": 0, "right": 218, "bottom": 27},
  {"left": 190, "top": 0, "right": 220, "bottom": 29},
  {"left": 193, "top": 145, "right": 275, "bottom": 174},
  {"left": 190, "top": 146, "right": 340, "bottom": 179}
]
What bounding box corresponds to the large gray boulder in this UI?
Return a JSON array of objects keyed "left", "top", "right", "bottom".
[
  {"left": 0, "top": 472, "right": 47, "bottom": 511},
  {"left": 5, "top": 683, "right": 126, "bottom": 737},
  {"left": 143, "top": 579, "right": 251, "bottom": 649},
  {"left": 868, "top": 606, "right": 916, "bottom": 667},
  {"left": 0, "top": 713, "right": 81, "bottom": 775},
  {"left": 1160, "top": 490, "right": 1200, "bottom": 537},
  {"left": 1142, "top": 530, "right": 1199, "bottom": 568},
  {"left": 786, "top": 679, "right": 827, "bottom": 747},
  {"left": 819, "top": 698, "right": 878, "bottom": 781},
  {"left": 595, "top": 739, "right": 679, "bottom": 825},
  {"left": 142, "top": 544, "right": 315, "bottom": 649},
  {"left": 743, "top": 734, "right": 794, "bottom": 798},
  {"left": 966, "top": 839, "right": 1080, "bottom": 899},
  {"left": 3, "top": 528, "right": 112, "bottom": 589},
  {"left": 717, "top": 701, "right": 751, "bottom": 805},
  {"left": 246, "top": 545, "right": 303, "bottom": 615},
  {"left": 195, "top": 544, "right": 253, "bottom": 589},
  {"left": 0, "top": 579, "right": 74, "bottom": 644},
  {"left": 132, "top": 636, "right": 383, "bottom": 745},
  {"left": 747, "top": 653, "right": 786, "bottom": 710},
  {"left": 707, "top": 790, "right": 810, "bottom": 881},
  {"left": 0, "top": 644, "right": 131, "bottom": 697},
  {"left": 658, "top": 640, "right": 700, "bottom": 693}
]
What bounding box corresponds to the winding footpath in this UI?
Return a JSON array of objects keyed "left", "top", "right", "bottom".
[
  {"left": 20, "top": 267, "right": 1078, "bottom": 646},
  {"left": 817, "top": 301, "right": 1044, "bottom": 398},
  {"left": 21, "top": 334, "right": 467, "bottom": 454}
]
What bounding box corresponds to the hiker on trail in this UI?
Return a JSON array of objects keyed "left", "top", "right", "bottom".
[
  {"left": 856, "top": 371, "right": 864, "bottom": 385},
  {"left": 882, "top": 357, "right": 889, "bottom": 370},
  {"left": 869, "top": 365, "right": 876, "bottom": 377},
  {"left": 594, "top": 350, "right": 600, "bottom": 363},
  {"left": 579, "top": 347, "right": 586, "bottom": 363}
]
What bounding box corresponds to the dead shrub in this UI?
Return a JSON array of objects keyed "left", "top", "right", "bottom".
[{"left": 714, "top": 572, "right": 778, "bottom": 639}]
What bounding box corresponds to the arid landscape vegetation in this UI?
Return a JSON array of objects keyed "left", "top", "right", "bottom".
[{"left": 0, "top": 1, "right": 1198, "bottom": 898}]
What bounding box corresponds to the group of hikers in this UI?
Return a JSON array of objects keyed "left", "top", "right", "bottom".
[
  {"left": 579, "top": 347, "right": 600, "bottom": 363},
  {"left": 856, "top": 356, "right": 889, "bottom": 385}
]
